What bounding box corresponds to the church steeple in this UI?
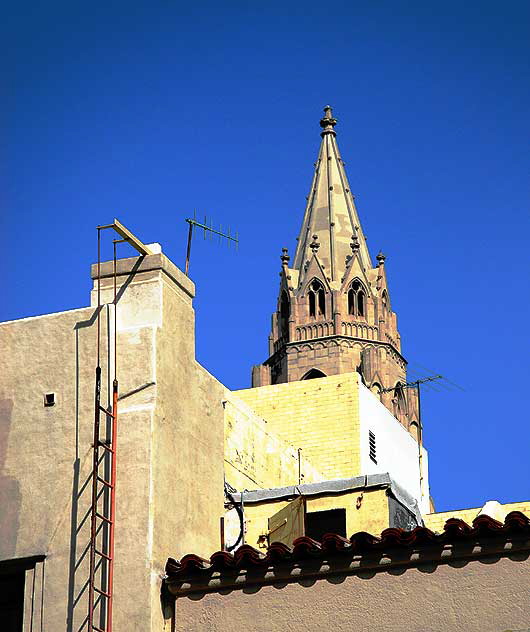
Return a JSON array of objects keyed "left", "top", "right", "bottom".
[
  {"left": 293, "top": 105, "right": 372, "bottom": 281},
  {"left": 252, "top": 107, "right": 418, "bottom": 432}
]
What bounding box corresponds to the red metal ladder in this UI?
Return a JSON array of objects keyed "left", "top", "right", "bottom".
[
  {"left": 87, "top": 370, "right": 118, "bottom": 632},
  {"left": 86, "top": 220, "right": 152, "bottom": 631}
]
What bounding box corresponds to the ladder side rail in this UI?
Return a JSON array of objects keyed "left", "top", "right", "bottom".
[
  {"left": 88, "top": 367, "right": 102, "bottom": 630},
  {"left": 106, "top": 380, "right": 119, "bottom": 632}
]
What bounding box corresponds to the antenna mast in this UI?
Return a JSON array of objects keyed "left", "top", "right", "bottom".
[
  {"left": 380, "top": 375, "right": 442, "bottom": 504},
  {"left": 184, "top": 211, "right": 239, "bottom": 276}
]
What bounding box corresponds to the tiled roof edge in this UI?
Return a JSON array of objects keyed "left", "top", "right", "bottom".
[{"left": 165, "top": 511, "right": 530, "bottom": 593}]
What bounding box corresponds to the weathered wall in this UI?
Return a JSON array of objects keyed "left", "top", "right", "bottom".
[
  {"left": 0, "top": 302, "right": 151, "bottom": 631},
  {"left": 242, "top": 488, "right": 390, "bottom": 549},
  {"left": 235, "top": 373, "right": 361, "bottom": 481},
  {"left": 235, "top": 373, "right": 429, "bottom": 516},
  {"left": 174, "top": 555, "right": 530, "bottom": 632},
  {"left": 424, "top": 500, "right": 530, "bottom": 533},
  {"left": 149, "top": 268, "right": 225, "bottom": 629},
  {"left": 0, "top": 251, "right": 226, "bottom": 631},
  {"left": 224, "top": 394, "right": 324, "bottom": 491}
]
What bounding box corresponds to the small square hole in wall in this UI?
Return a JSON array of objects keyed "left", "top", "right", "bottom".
[{"left": 44, "top": 393, "right": 56, "bottom": 407}]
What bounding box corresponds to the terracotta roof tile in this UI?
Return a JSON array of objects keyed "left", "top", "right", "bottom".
[{"left": 165, "top": 511, "right": 530, "bottom": 580}]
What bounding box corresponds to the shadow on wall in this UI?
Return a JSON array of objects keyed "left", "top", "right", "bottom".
[
  {"left": 67, "top": 258, "right": 144, "bottom": 632},
  {"left": 67, "top": 306, "right": 113, "bottom": 632},
  {"left": 0, "top": 398, "right": 21, "bottom": 558}
]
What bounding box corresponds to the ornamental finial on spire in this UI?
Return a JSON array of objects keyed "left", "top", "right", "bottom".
[
  {"left": 320, "top": 105, "right": 337, "bottom": 137},
  {"left": 280, "top": 247, "right": 290, "bottom": 266},
  {"left": 310, "top": 234, "right": 320, "bottom": 253},
  {"left": 376, "top": 251, "right": 386, "bottom": 265}
]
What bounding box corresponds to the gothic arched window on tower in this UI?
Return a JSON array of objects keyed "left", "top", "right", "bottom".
[
  {"left": 347, "top": 280, "right": 366, "bottom": 317},
  {"left": 409, "top": 420, "right": 420, "bottom": 442},
  {"left": 371, "top": 382, "right": 382, "bottom": 401},
  {"left": 308, "top": 280, "right": 326, "bottom": 319},
  {"left": 358, "top": 290, "right": 365, "bottom": 316},
  {"left": 381, "top": 290, "right": 388, "bottom": 313},
  {"left": 279, "top": 291, "right": 290, "bottom": 340},
  {"left": 394, "top": 383, "right": 408, "bottom": 418},
  {"left": 302, "top": 368, "right": 327, "bottom": 380}
]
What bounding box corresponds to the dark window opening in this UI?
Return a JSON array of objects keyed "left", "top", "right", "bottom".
[
  {"left": 357, "top": 291, "right": 365, "bottom": 316},
  {"left": 347, "top": 280, "right": 366, "bottom": 318},
  {"left": 305, "top": 508, "right": 346, "bottom": 542},
  {"left": 308, "top": 280, "right": 325, "bottom": 319},
  {"left": 279, "top": 291, "right": 290, "bottom": 340},
  {"left": 44, "top": 393, "right": 55, "bottom": 407},
  {"left": 371, "top": 383, "right": 382, "bottom": 400},
  {"left": 409, "top": 421, "right": 420, "bottom": 441},
  {"left": 381, "top": 290, "right": 388, "bottom": 312},
  {"left": 0, "top": 569, "right": 25, "bottom": 632},
  {"left": 301, "top": 368, "right": 327, "bottom": 380},
  {"left": 309, "top": 291, "right": 316, "bottom": 318},
  {"left": 318, "top": 287, "right": 326, "bottom": 316},
  {"left": 395, "top": 384, "right": 407, "bottom": 416},
  {"left": 369, "top": 430, "right": 377, "bottom": 464},
  {"left": 347, "top": 289, "right": 354, "bottom": 315}
]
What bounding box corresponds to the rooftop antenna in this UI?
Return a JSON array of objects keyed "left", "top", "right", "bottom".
[
  {"left": 380, "top": 375, "right": 442, "bottom": 504},
  {"left": 184, "top": 210, "right": 239, "bottom": 276}
]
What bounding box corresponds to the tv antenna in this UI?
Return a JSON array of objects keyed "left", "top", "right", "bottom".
[
  {"left": 379, "top": 374, "right": 442, "bottom": 395},
  {"left": 380, "top": 374, "right": 442, "bottom": 501},
  {"left": 184, "top": 210, "right": 239, "bottom": 276}
]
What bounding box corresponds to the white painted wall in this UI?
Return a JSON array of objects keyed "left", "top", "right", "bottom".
[{"left": 359, "top": 382, "right": 430, "bottom": 514}]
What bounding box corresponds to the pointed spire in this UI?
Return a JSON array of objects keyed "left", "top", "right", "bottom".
[{"left": 292, "top": 106, "right": 372, "bottom": 284}]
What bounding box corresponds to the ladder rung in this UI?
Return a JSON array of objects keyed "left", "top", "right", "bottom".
[
  {"left": 96, "top": 512, "right": 112, "bottom": 524},
  {"left": 99, "top": 405, "right": 116, "bottom": 418},
  {"left": 94, "top": 586, "right": 111, "bottom": 598},
  {"left": 97, "top": 476, "right": 114, "bottom": 489},
  {"left": 97, "top": 441, "right": 114, "bottom": 453},
  {"left": 95, "top": 548, "right": 112, "bottom": 561}
]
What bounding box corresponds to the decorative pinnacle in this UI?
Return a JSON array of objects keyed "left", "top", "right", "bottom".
[
  {"left": 320, "top": 105, "right": 337, "bottom": 137},
  {"left": 376, "top": 251, "right": 386, "bottom": 265},
  {"left": 280, "top": 247, "right": 290, "bottom": 266},
  {"left": 310, "top": 234, "right": 320, "bottom": 253}
]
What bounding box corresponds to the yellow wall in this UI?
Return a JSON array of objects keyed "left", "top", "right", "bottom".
[
  {"left": 224, "top": 393, "right": 324, "bottom": 490},
  {"left": 234, "top": 373, "right": 361, "bottom": 481},
  {"left": 243, "top": 488, "right": 390, "bottom": 549},
  {"left": 424, "top": 501, "right": 530, "bottom": 533}
]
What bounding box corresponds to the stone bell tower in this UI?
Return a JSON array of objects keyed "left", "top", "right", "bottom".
[{"left": 252, "top": 106, "right": 418, "bottom": 429}]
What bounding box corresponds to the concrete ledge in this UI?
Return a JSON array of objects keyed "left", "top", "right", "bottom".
[{"left": 91, "top": 253, "right": 195, "bottom": 299}]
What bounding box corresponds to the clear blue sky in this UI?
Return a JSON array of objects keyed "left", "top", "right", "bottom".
[{"left": 3, "top": 1, "right": 529, "bottom": 513}]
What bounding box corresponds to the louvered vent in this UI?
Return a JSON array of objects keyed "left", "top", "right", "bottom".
[{"left": 369, "top": 430, "right": 377, "bottom": 464}]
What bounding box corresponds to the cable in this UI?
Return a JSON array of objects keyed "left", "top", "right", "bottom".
[{"left": 224, "top": 481, "right": 244, "bottom": 552}]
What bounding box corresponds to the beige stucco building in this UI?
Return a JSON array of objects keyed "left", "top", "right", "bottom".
[{"left": 1, "top": 107, "right": 529, "bottom": 631}]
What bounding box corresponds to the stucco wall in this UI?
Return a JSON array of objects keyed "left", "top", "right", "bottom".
[
  {"left": 173, "top": 555, "right": 530, "bottom": 632},
  {"left": 0, "top": 252, "right": 226, "bottom": 631},
  {"left": 359, "top": 382, "right": 430, "bottom": 513},
  {"left": 0, "top": 302, "right": 154, "bottom": 631}
]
